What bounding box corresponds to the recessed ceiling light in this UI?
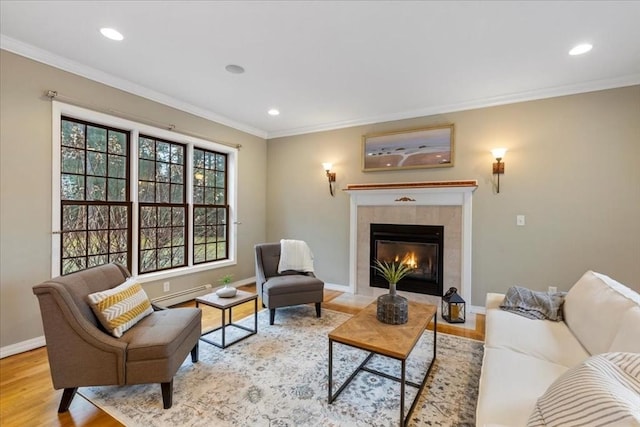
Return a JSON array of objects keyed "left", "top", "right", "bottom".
[
  {"left": 268, "top": 109, "right": 280, "bottom": 116},
  {"left": 225, "top": 64, "right": 245, "bottom": 74},
  {"left": 569, "top": 43, "right": 592, "bottom": 56},
  {"left": 100, "top": 28, "right": 124, "bottom": 41}
]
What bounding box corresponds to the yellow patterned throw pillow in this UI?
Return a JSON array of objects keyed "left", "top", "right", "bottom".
[{"left": 87, "top": 279, "right": 154, "bottom": 338}]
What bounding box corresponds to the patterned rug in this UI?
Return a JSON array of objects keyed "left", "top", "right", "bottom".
[{"left": 79, "top": 306, "right": 484, "bottom": 426}]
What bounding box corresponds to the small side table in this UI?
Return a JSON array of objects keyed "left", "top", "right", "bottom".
[{"left": 195, "top": 289, "right": 258, "bottom": 349}]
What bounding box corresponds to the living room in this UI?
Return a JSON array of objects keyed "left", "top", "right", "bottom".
[{"left": 1, "top": 2, "right": 639, "bottom": 426}]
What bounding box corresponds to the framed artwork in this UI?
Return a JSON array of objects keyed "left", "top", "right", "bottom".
[{"left": 362, "top": 124, "right": 454, "bottom": 171}]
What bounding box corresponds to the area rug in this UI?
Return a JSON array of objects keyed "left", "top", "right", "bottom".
[{"left": 79, "top": 306, "right": 484, "bottom": 426}]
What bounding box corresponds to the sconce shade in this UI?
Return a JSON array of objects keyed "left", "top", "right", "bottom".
[
  {"left": 491, "top": 148, "right": 507, "bottom": 160},
  {"left": 322, "top": 162, "right": 333, "bottom": 172}
]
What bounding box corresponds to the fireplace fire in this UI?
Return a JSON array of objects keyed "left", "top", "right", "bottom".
[{"left": 370, "top": 223, "right": 444, "bottom": 296}]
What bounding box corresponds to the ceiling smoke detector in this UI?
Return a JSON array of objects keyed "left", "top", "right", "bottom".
[{"left": 225, "top": 64, "right": 245, "bottom": 74}]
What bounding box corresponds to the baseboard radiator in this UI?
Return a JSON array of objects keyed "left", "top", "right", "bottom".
[{"left": 151, "top": 284, "right": 212, "bottom": 307}]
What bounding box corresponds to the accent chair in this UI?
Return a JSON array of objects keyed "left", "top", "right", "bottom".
[
  {"left": 32, "top": 263, "right": 202, "bottom": 412},
  {"left": 254, "top": 242, "right": 324, "bottom": 325}
]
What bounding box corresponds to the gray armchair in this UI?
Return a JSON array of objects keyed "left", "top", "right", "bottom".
[
  {"left": 32, "top": 263, "right": 201, "bottom": 412},
  {"left": 254, "top": 242, "right": 324, "bottom": 325}
]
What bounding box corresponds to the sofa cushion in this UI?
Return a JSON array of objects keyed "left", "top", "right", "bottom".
[
  {"left": 476, "top": 347, "right": 569, "bottom": 427},
  {"left": 122, "top": 307, "right": 201, "bottom": 361},
  {"left": 485, "top": 299, "right": 589, "bottom": 368},
  {"left": 87, "top": 278, "right": 153, "bottom": 338},
  {"left": 527, "top": 352, "right": 640, "bottom": 427},
  {"left": 564, "top": 271, "right": 640, "bottom": 355}
]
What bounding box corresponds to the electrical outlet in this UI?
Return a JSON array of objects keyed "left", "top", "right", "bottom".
[
  {"left": 548, "top": 286, "right": 557, "bottom": 293},
  {"left": 163, "top": 282, "right": 170, "bottom": 292},
  {"left": 516, "top": 215, "right": 526, "bottom": 226}
]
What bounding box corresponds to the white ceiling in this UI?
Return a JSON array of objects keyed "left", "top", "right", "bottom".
[{"left": 2, "top": 1, "right": 639, "bottom": 139}]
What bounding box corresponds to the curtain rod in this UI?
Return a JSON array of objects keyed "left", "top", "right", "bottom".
[{"left": 45, "top": 90, "right": 241, "bottom": 150}]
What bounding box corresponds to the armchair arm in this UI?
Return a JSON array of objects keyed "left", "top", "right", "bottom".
[
  {"left": 33, "top": 283, "right": 127, "bottom": 388},
  {"left": 254, "top": 245, "right": 268, "bottom": 297}
]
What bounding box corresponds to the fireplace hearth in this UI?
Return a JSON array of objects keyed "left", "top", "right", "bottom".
[{"left": 370, "top": 223, "right": 444, "bottom": 296}]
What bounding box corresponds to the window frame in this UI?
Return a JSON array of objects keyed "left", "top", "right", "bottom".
[
  {"left": 137, "top": 135, "right": 189, "bottom": 274},
  {"left": 192, "top": 147, "right": 229, "bottom": 265},
  {"left": 58, "top": 116, "right": 133, "bottom": 274},
  {"left": 52, "top": 101, "right": 238, "bottom": 282}
]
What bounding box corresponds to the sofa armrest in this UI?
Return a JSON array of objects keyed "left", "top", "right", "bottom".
[
  {"left": 33, "top": 283, "right": 127, "bottom": 388},
  {"left": 486, "top": 293, "right": 505, "bottom": 311}
]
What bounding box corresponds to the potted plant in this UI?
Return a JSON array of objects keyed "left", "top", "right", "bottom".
[
  {"left": 373, "top": 260, "right": 413, "bottom": 324},
  {"left": 373, "top": 260, "right": 413, "bottom": 295},
  {"left": 215, "top": 274, "right": 237, "bottom": 298}
]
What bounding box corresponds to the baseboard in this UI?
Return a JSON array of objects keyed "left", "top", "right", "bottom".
[
  {"left": 470, "top": 305, "right": 486, "bottom": 315},
  {"left": 235, "top": 276, "right": 256, "bottom": 287},
  {"left": 0, "top": 336, "right": 46, "bottom": 359},
  {"left": 324, "top": 282, "right": 350, "bottom": 292}
]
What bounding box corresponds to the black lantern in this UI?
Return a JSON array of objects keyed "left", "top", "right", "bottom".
[{"left": 442, "top": 287, "right": 465, "bottom": 323}]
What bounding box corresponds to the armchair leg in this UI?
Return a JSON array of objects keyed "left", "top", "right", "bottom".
[
  {"left": 191, "top": 342, "right": 199, "bottom": 363},
  {"left": 58, "top": 387, "right": 78, "bottom": 413},
  {"left": 315, "top": 302, "right": 321, "bottom": 318},
  {"left": 270, "top": 308, "right": 276, "bottom": 325},
  {"left": 161, "top": 380, "right": 173, "bottom": 409}
]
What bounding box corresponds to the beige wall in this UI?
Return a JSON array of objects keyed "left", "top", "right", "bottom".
[
  {"left": 267, "top": 86, "right": 640, "bottom": 305},
  {"left": 0, "top": 50, "right": 267, "bottom": 348}
]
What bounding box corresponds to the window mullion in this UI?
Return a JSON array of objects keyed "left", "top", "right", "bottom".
[
  {"left": 187, "top": 144, "right": 194, "bottom": 266},
  {"left": 130, "top": 129, "right": 140, "bottom": 276}
]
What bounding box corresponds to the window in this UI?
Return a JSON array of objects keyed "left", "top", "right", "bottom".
[
  {"left": 53, "top": 102, "right": 237, "bottom": 279},
  {"left": 138, "top": 136, "right": 187, "bottom": 273},
  {"left": 59, "top": 117, "right": 130, "bottom": 274},
  {"left": 193, "top": 148, "right": 228, "bottom": 264}
]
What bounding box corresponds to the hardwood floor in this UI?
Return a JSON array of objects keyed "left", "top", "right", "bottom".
[{"left": 0, "top": 285, "right": 484, "bottom": 427}]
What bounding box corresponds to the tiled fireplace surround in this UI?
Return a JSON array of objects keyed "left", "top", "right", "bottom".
[{"left": 344, "top": 181, "right": 477, "bottom": 306}]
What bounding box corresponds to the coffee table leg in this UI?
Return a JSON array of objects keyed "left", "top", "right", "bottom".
[
  {"left": 401, "top": 359, "right": 406, "bottom": 426},
  {"left": 328, "top": 339, "right": 333, "bottom": 402},
  {"left": 433, "top": 315, "right": 437, "bottom": 358},
  {"left": 254, "top": 298, "right": 258, "bottom": 332}
]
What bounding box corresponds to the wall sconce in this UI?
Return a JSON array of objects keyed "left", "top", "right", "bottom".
[
  {"left": 322, "top": 162, "right": 336, "bottom": 196},
  {"left": 491, "top": 148, "right": 506, "bottom": 194}
]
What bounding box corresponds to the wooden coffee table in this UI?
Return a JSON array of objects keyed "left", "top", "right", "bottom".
[
  {"left": 328, "top": 301, "right": 437, "bottom": 426},
  {"left": 195, "top": 289, "right": 258, "bottom": 349}
]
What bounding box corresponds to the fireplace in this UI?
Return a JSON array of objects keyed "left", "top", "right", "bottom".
[{"left": 370, "top": 223, "right": 444, "bottom": 296}]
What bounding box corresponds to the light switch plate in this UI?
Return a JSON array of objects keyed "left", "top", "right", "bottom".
[{"left": 516, "top": 215, "right": 526, "bottom": 226}]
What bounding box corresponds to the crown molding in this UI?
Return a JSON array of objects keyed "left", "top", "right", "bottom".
[
  {"left": 0, "top": 35, "right": 268, "bottom": 139},
  {"left": 266, "top": 74, "right": 640, "bottom": 139}
]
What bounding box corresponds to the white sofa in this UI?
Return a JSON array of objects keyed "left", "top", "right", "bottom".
[{"left": 476, "top": 270, "right": 640, "bottom": 426}]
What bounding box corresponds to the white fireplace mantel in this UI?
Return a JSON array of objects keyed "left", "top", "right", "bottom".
[{"left": 344, "top": 180, "right": 478, "bottom": 304}]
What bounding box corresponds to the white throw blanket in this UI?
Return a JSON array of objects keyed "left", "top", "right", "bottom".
[{"left": 278, "top": 239, "right": 314, "bottom": 273}]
